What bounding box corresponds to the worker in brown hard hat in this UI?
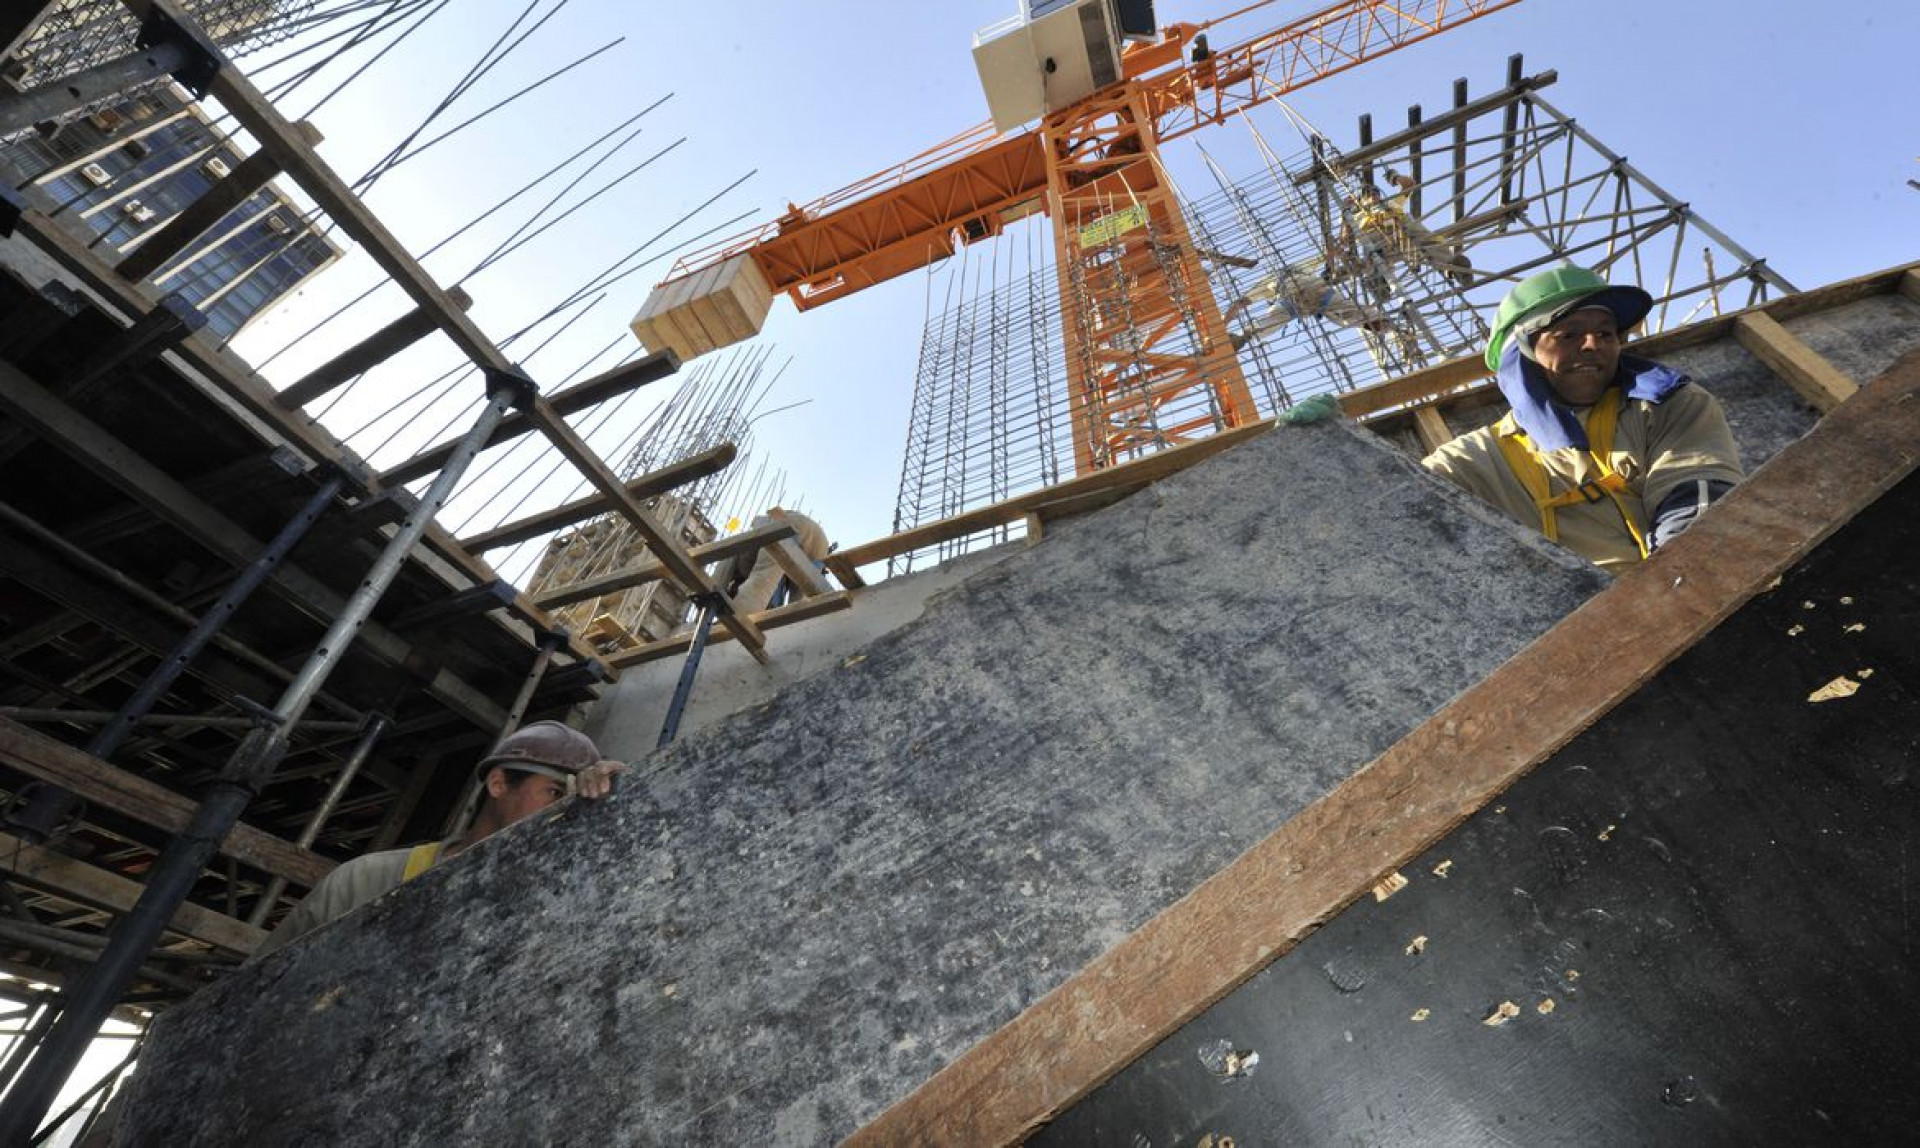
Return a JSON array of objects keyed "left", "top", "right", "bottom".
[{"left": 254, "top": 721, "right": 624, "bottom": 956}]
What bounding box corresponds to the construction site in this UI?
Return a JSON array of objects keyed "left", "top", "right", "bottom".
[{"left": 0, "top": 0, "right": 1913, "bottom": 1143}]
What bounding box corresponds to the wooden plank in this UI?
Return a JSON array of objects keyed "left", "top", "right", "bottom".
[
  {"left": 765, "top": 537, "right": 834, "bottom": 599},
  {"left": 849, "top": 348, "right": 1920, "bottom": 1146},
  {"left": 607, "top": 591, "right": 853, "bottom": 669},
  {"left": 458, "top": 443, "right": 736, "bottom": 553},
  {"left": 533, "top": 522, "right": 795, "bottom": 611},
  {"left": 526, "top": 396, "right": 768, "bottom": 663},
  {"left": 1733, "top": 312, "right": 1859, "bottom": 413},
  {"left": 828, "top": 420, "right": 1275, "bottom": 576},
  {"left": 0, "top": 717, "right": 335, "bottom": 889},
  {"left": 0, "top": 831, "right": 264, "bottom": 956},
  {"left": 1337, "top": 260, "right": 1919, "bottom": 420},
  {"left": 1412, "top": 405, "right": 1453, "bottom": 454},
  {"left": 376, "top": 353, "right": 680, "bottom": 487}
]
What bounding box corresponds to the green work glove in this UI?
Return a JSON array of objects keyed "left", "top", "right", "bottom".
[{"left": 1279, "top": 393, "right": 1340, "bottom": 426}]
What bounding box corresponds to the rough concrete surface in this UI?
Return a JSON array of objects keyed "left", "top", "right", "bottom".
[
  {"left": 588, "top": 543, "right": 1021, "bottom": 750},
  {"left": 118, "top": 420, "right": 1609, "bottom": 1145}
]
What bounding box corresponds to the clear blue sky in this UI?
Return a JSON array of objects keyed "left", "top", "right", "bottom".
[{"left": 232, "top": 0, "right": 1920, "bottom": 574}]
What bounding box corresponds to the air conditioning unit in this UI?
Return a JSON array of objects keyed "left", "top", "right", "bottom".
[
  {"left": 203, "top": 156, "right": 231, "bottom": 179},
  {"left": 80, "top": 162, "right": 111, "bottom": 186},
  {"left": 973, "top": 0, "right": 1157, "bottom": 132},
  {"left": 122, "top": 199, "right": 156, "bottom": 223},
  {"left": 264, "top": 213, "right": 290, "bottom": 235}
]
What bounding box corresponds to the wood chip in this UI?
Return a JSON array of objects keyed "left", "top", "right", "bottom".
[
  {"left": 1410, "top": 1008, "right": 1430, "bottom": 1022},
  {"left": 1405, "top": 935, "right": 1428, "bottom": 956},
  {"left": 1371, "top": 871, "right": 1408, "bottom": 902},
  {"left": 1431, "top": 859, "right": 1453, "bottom": 879},
  {"left": 1844, "top": 622, "right": 1865, "bottom": 633},
  {"left": 1483, "top": 1000, "right": 1521, "bottom": 1026},
  {"left": 1808, "top": 676, "right": 1861, "bottom": 703},
  {"left": 1598, "top": 824, "right": 1616, "bottom": 842},
  {"left": 1536, "top": 998, "right": 1556, "bottom": 1015}
]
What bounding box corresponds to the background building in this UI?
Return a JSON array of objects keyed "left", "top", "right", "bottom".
[{"left": 0, "top": 82, "right": 340, "bottom": 339}]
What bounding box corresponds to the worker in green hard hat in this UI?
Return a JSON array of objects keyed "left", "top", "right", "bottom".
[
  {"left": 254, "top": 721, "right": 625, "bottom": 956},
  {"left": 1421, "top": 266, "right": 1744, "bottom": 574}
]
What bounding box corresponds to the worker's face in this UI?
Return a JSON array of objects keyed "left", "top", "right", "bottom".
[
  {"left": 486, "top": 768, "right": 569, "bottom": 827},
  {"left": 1531, "top": 308, "right": 1621, "bottom": 407}
]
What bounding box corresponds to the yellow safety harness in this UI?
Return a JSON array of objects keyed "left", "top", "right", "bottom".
[
  {"left": 400, "top": 841, "right": 443, "bottom": 882},
  {"left": 1493, "top": 387, "right": 1650, "bottom": 559}
]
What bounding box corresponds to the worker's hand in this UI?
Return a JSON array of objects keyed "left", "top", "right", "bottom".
[{"left": 575, "top": 759, "right": 627, "bottom": 800}]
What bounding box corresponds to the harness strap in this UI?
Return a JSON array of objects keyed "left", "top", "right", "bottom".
[
  {"left": 400, "top": 842, "right": 443, "bottom": 883},
  {"left": 1494, "top": 388, "right": 1649, "bottom": 558}
]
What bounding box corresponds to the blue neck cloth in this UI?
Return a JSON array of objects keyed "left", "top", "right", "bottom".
[{"left": 1495, "top": 344, "right": 1689, "bottom": 450}]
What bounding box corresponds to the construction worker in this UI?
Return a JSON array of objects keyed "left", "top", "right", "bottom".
[
  {"left": 1421, "top": 266, "right": 1744, "bottom": 574},
  {"left": 254, "top": 721, "right": 624, "bottom": 956}
]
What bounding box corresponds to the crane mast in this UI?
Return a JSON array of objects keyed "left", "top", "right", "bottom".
[{"left": 632, "top": 0, "right": 1526, "bottom": 473}]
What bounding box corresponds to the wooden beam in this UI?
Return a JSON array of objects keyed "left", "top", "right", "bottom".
[
  {"left": 524, "top": 395, "right": 768, "bottom": 663},
  {"left": 115, "top": 121, "right": 321, "bottom": 283},
  {"left": 1412, "top": 405, "right": 1453, "bottom": 454},
  {"left": 0, "top": 831, "right": 263, "bottom": 956},
  {"left": 0, "top": 717, "right": 335, "bottom": 889},
  {"left": 458, "top": 442, "right": 736, "bottom": 554},
  {"left": 766, "top": 537, "right": 833, "bottom": 599},
  {"left": 0, "top": 357, "right": 508, "bottom": 733},
  {"left": 608, "top": 592, "right": 853, "bottom": 669},
  {"left": 532, "top": 522, "right": 795, "bottom": 611},
  {"left": 826, "top": 420, "right": 1275, "bottom": 581},
  {"left": 1734, "top": 312, "right": 1859, "bottom": 413},
  {"left": 1337, "top": 260, "right": 1920, "bottom": 420},
  {"left": 273, "top": 288, "right": 475, "bottom": 410},
  {"left": 377, "top": 353, "right": 680, "bottom": 487},
  {"left": 849, "top": 348, "right": 1920, "bottom": 1145},
  {"left": 10, "top": 205, "right": 611, "bottom": 685}
]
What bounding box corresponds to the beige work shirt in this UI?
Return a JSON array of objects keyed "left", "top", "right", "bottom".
[
  {"left": 1421, "top": 383, "right": 1744, "bottom": 575},
  {"left": 254, "top": 840, "right": 449, "bottom": 956}
]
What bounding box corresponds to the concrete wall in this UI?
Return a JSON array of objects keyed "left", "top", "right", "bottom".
[
  {"left": 588, "top": 543, "right": 1022, "bottom": 753},
  {"left": 118, "top": 419, "right": 1611, "bottom": 1144}
]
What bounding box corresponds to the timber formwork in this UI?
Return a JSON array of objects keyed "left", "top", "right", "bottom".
[{"left": 0, "top": 1, "right": 825, "bottom": 1138}]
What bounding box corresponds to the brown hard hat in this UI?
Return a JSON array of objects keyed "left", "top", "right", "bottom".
[{"left": 477, "top": 720, "right": 601, "bottom": 781}]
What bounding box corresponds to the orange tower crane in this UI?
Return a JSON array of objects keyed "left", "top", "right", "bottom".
[{"left": 632, "top": 0, "right": 1526, "bottom": 474}]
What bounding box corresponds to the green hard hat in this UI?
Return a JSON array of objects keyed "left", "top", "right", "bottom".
[{"left": 1485, "top": 266, "right": 1653, "bottom": 370}]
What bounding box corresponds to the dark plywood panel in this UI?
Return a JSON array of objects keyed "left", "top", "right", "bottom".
[
  {"left": 1038, "top": 470, "right": 1920, "bottom": 1146},
  {"left": 116, "top": 418, "right": 1610, "bottom": 1144}
]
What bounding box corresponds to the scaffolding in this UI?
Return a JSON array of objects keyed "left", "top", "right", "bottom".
[
  {"left": 891, "top": 63, "right": 1789, "bottom": 572},
  {"left": 3, "top": 0, "right": 322, "bottom": 89},
  {"left": 526, "top": 346, "right": 798, "bottom": 653}
]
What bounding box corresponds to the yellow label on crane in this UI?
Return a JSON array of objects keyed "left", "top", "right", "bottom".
[{"left": 1077, "top": 204, "right": 1149, "bottom": 249}]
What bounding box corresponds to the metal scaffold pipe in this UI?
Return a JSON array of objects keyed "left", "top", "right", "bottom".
[{"left": 0, "top": 375, "right": 528, "bottom": 1143}]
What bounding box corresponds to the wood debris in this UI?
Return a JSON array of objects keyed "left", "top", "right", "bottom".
[
  {"left": 1405, "top": 935, "right": 1428, "bottom": 956},
  {"left": 1808, "top": 676, "right": 1861, "bottom": 703},
  {"left": 1482, "top": 1000, "right": 1521, "bottom": 1026},
  {"left": 1372, "top": 871, "right": 1409, "bottom": 902},
  {"left": 1431, "top": 859, "right": 1454, "bottom": 879}
]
